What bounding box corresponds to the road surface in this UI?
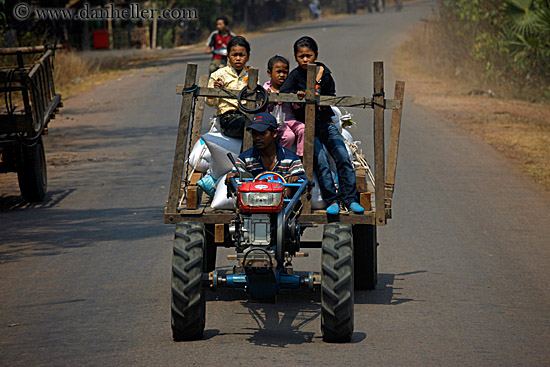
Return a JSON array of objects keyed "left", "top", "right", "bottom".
[{"left": 1, "top": 1, "right": 549, "bottom": 365}]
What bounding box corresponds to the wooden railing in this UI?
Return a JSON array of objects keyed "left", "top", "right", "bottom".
[{"left": 0, "top": 46, "right": 62, "bottom": 135}]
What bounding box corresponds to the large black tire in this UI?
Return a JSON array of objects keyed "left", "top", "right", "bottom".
[
  {"left": 204, "top": 224, "right": 218, "bottom": 273},
  {"left": 171, "top": 222, "right": 206, "bottom": 341},
  {"left": 353, "top": 224, "right": 377, "bottom": 290},
  {"left": 321, "top": 223, "right": 354, "bottom": 343},
  {"left": 17, "top": 138, "right": 47, "bottom": 202}
]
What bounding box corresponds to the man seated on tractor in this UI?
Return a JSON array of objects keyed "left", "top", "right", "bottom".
[{"left": 226, "top": 112, "right": 306, "bottom": 185}]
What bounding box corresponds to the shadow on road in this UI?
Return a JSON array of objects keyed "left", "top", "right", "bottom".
[
  {"left": 199, "top": 271, "right": 425, "bottom": 346},
  {"left": 0, "top": 205, "right": 169, "bottom": 263},
  {"left": 355, "top": 271, "right": 427, "bottom": 305},
  {"left": 0, "top": 189, "right": 74, "bottom": 212}
]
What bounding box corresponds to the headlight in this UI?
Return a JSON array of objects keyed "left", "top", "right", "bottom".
[{"left": 240, "top": 192, "right": 282, "bottom": 207}]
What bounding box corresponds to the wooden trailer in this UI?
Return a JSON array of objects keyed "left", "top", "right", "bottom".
[
  {"left": 165, "top": 61, "right": 404, "bottom": 289},
  {"left": 166, "top": 61, "right": 404, "bottom": 223},
  {"left": 0, "top": 45, "right": 63, "bottom": 202}
]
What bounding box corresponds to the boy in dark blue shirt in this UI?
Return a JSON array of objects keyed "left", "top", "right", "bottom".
[{"left": 280, "top": 36, "right": 364, "bottom": 214}]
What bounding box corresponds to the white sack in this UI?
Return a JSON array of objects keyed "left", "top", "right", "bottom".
[
  {"left": 202, "top": 131, "right": 242, "bottom": 180},
  {"left": 311, "top": 172, "right": 332, "bottom": 210},
  {"left": 211, "top": 174, "right": 236, "bottom": 210},
  {"left": 188, "top": 139, "right": 211, "bottom": 173}
]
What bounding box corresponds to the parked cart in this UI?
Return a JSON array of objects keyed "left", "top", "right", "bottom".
[
  {"left": 0, "top": 45, "right": 62, "bottom": 202},
  {"left": 165, "top": 62, "right": 404, "bottom": 342}
]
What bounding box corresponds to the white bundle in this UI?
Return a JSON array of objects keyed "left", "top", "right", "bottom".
[
  {"left": 210, "top": 174, "right": 236, "bottom": 210},
  {"left": 202, "top": 131, "right": 242, "bottom": 180},
  {"left": 188, "top": 139, "right": 211, "bottom": 173},
  {"left": 311, "top": 172, "right": 328, "bottom": 210}
]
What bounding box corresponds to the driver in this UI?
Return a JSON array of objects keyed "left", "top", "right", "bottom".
[{"left": 226, "top": 113, "right": 306, "bottom": 184}]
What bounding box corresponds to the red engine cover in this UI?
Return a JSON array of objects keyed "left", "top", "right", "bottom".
[{"left": 238, "top": 181, "right": 284, "bottom": 213}]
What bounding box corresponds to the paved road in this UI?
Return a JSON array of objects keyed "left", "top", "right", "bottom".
[{"left": 1, "top": 1, "right": 549, "bottom": 365}]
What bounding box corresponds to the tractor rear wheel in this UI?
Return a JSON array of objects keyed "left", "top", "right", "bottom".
[
  {"left": 17, "top": 138, "right": 47, "bottom": 202},
  {"left": 321, "top": 223, "right": 354, "bottom": 343},
  {"left": 171, "top": 222, "right": 206, "bottom": 341},
  {"left": 204, "top": 224, "right": 218, "bottom": 273},
  {"left": 353, "top": 224, "right": 377, "bottom": 290}
]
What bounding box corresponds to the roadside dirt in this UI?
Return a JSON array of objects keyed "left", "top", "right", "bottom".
[{"left": 392, "top": 36, "right": 550, "bottom": 192}]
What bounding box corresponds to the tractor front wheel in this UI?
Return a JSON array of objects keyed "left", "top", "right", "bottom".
[{"left": 321, "top": 222, "right": 354, "bottom": 343}]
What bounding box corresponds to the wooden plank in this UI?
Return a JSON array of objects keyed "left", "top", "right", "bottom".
[
  {"left": 26, "top": 74, "right": 39, "bottom": 129},
  {"left": 0, "top": 45, "right": 61, "bottom": 55},
  {"left": 189, "top": 74, "right": 208, "bottom": 148},
  {"left": 190, "top": 172, "right": 202, "bottom": 185},
  {"left": 46, "top": 58, "right": 56, "bottom": 99},
  {"left": 186, "top": 74, "right": 208, "bottom": 179},
  {"left": 166, "top": 63, "right": 197, "bottom": 214},
  {"left": 360, "top": 192, "right": 372, "bottom": 211},
  {"left": 386, "top": 80, "right": 405, "bottom": 193},
  {"left": 165, "top": 211, "right": 376, "bottom": 225},
  {"left": 242, "top": 68, "right": 259, "bottom": 151},
  {"left": 40, "top": 68, "right": 50, "bottom": 120},
  {"left": 178, "top": 86, "right": 401, "bottom": 110},
  {"left": 373, "top": 61, "right": 386, "bottom": 226},
  {"left": 355, "top": 168, "right": 367, "bottom": 193},
  {"left": 186, "top": 186, "right": 200, "bottom": 210},
  {"left": 42, "top": 94, "right": 62, "bottom": 127},
  {"left": 42, "top": 66, "right": 51, "bottom": 103},
  {"left": 214, "top": 224, "right": 225, "bottom": 243},
  {"left": 302, "top": 64, "right": 317, "bottom": 214}
]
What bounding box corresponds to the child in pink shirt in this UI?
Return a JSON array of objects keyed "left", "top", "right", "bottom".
[{"left": 262, "top": 55, "right": 305, "bottom": 157}]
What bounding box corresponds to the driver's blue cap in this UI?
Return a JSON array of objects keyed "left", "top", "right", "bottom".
[{"left": 247, "top": 112, "right": 278, "bottom": 132}]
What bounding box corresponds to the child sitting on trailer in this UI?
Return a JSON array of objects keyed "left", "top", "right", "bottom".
[
  {"left": 263, "top": 55, "right": 305, "bottom": 158},
  {"left": 280, "top": 36, "right": 364, "bottom": 215},
  {"left": 206, "top": 36, "right": 251, "bottom": 139}
]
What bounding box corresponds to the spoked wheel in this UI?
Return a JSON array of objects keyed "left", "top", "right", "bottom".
[
  {"left": 17, "top": 137, "right": 47, "bottom": 202},
  {"left": 353, "top": 224, "right": 377, "bottom": 290},
  {"left": 171, "top": 222, "right": 206, "bottom": 341},
  {"left": 321, "top": 223, "right": 354, "bottom": 343}
]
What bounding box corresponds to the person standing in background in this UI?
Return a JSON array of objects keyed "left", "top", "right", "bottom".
[{"left": 205, "top": 16, "right": 235, "bottom": 75}]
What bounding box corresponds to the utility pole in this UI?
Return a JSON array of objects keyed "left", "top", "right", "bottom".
[
  {"left": 107, "top": 4, "right": 113, "bottom": 49},
  {"left": 152, "top": 1, "right": 158, "bottom": 49}
]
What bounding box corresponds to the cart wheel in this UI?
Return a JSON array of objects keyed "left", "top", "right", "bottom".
[
  {"left": 17, "top": 137, "right": 47, "bottom": 203},
  {"left": 204, "top": 224, "right": 218, "bottom": 273},
  {"left": 321, "top": 223, "right": 354, "bottom": 343},
  {"left": 353, "top": 224, "right": 377, "bottom": 290},
  {"left": 171, "top": 222, "right": 206, "bottom": 341}
]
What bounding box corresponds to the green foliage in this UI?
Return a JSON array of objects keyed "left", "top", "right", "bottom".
[
  {"left": 162, "top": 28, "right": 174, "bottom": 49},
  {"left": 437, "top": 0, "right": 550, "bottom": 101}
]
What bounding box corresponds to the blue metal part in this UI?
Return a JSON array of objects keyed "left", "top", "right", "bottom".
[
  {"left": 284, "top": 180, "right": 310, "bottom": 221},
  {"left": 224, "top": 270, "right": 302, "bottom": 298},
  {"left": 278, "top": 271, "right": 301, "bottom": 291},
  {"left": 225, "top": 273, "right": 247, "bottom": 289}
]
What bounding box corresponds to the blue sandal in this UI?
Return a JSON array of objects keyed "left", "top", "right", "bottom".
[
  {"left": 349, "top": 202, "right": 364, "bottom": 214},
  {"left": 326, "top": 203, "right": 340, "bottom": 215}
]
